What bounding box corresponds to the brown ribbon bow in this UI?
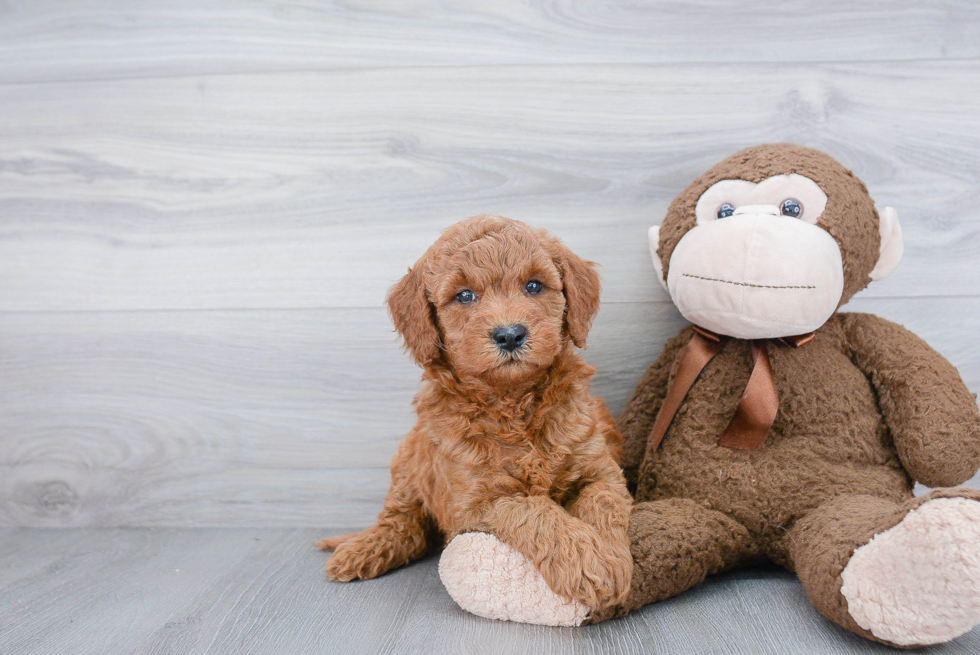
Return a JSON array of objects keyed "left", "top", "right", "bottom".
[{"left": 648, "top": 326, "right": 814, "bottom": 452}]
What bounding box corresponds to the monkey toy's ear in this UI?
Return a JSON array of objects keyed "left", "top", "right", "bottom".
[
  {"left": 869, "top": 207, "right": 903, "bottom": 281},
  {"left": 386, "top": 259, "right": 441, "bottom": 367},
  {"left": 648, "top": 225, "right": 668, "bottom": 291}
]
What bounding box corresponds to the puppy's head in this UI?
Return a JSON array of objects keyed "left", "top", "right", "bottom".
[{"left": 387, "top": 216, "right": 600, "bottom": 386}]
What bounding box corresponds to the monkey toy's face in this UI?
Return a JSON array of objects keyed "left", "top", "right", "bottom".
[{"left": 651, "top": 145, "right": 904, "bottom": 339}]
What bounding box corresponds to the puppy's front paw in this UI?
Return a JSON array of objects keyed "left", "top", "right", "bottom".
[
  {"left": 589, "top": 542, "right": 633, "bottom": 608},
  {"left": 439, "top": 533, "right": 589, "bottom": 626},
  {"left": 540, "top": 535, "right": 633, "bottom": 610}
]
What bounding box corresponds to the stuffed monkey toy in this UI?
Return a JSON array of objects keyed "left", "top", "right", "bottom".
[{"left": 441, "top": 144, "right": 980, "bottom": 647}]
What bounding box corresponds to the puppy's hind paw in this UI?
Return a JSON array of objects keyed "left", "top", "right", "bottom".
[
  {"left": 439, "top": 532, "right": 589, "bottom": 627},
  {"left": 325, "top": 536, "right": 389, "bottom": 581}
]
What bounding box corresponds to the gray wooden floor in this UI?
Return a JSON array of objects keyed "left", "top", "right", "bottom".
[{"left": 1, "top": 528, "right": 977, "bottom": 655}]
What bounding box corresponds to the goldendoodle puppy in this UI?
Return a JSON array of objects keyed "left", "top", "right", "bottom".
[{"left": 317, "top": 215, "right": 632, "bottom": 621}]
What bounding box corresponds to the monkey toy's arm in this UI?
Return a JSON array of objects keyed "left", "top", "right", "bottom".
[
  {"left": 616, "top": 327, "right": 692, "bottom": 493},
  {"left": 840, "top": 313, "right": 980, "bottom": 488}
]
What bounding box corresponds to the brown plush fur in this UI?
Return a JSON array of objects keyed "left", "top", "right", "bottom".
[
  {"left": 592, "top": 145, "right": 980, "bottom": 646},
  {"left": 317, "top": 215, "right": 633, "bottom": 610}
]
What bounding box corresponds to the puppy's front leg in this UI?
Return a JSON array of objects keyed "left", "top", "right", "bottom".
[
  {"left": 565, "top": 467, "right": 634, "bottom": 607},
  {"left": 567, "top": 449, "right": 632, "bottom": 547},
  {"left": 566, "top": 480, "right": 631, "bottom": 544},
  {"left": 322, "top": 469, "right": 431, "bottom": 582}
]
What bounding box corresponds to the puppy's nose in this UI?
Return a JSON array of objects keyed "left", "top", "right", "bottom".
[{"left": 491, "top": 324, "right": 528, "bottom": 352}]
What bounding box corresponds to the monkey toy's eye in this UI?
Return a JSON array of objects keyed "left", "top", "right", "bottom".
[
  {"left": 525, "top": 280, "right": 543, "bottom": 295},
  {"left": 780, "top": 198, "right": 803, "bottom": 218},
  {"left": 455, "top": 289, "right": 476, "bottom": 304},
  {"left": 716, "top": 203, "right": 736, "bottom": 219}
]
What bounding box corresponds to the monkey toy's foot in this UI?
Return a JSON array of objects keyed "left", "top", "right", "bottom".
[
  {"left": 841, "top": 497, "right": 980, "bottom": 646},
  {"left": 438, "top": 532, "right": 589, "bottom": 627}
]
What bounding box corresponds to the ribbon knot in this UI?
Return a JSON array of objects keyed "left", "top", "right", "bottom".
[{"left": 648, "top": 327, "right": 813, "bottom": 452}]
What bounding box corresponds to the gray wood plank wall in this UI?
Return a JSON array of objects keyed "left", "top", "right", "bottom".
[{"left": 1, "top": 1, "right": 978, "bottom": 527}]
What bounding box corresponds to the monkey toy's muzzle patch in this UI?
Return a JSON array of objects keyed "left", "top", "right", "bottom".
[{"left": 664, "top": 211, "right": 844, "bottom": 339}]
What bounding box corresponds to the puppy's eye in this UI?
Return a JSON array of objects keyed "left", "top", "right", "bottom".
[
  {"left": 780, "top": 198, "right": 803, "bottom": 218},
  {"left": 454, "top": 289, "right": 476, "bottom": 304},
  {"left": 716, "top": 203, "right": 736, "bottom": 219},
  {"left": 525, "top": 280, "right": 543, "bottom": 295}
]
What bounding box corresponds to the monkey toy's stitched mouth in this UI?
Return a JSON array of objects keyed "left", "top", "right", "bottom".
[
  {"left": 664, "top": 212, "right": 847, "bottom": 340},
  {"left": 682, "top": 273, "right": 816, "bottom": 290}
]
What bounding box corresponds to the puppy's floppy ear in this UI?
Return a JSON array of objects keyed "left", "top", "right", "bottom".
[
  {"left": 542, "top": 235, "right": 601, "bottom": 348},
  {"left": 386, "top": 259, "right": 441, "bottom": 367}
]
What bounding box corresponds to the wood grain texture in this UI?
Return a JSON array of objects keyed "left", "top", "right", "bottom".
[
  {"left": 1, "top": 1, "right": 978, "bottom": 84},
  {"left": 1, "top": 61, "right": 979, "bottom": 311},
  {"left": 0, "top": 3, "right": 978, "bottom": 537},
  {"left": 1, "top": 298, "right": 976, "bottom": 528},
  {"left": 0, "top": 528, "right": 977, "bottom": 655}
]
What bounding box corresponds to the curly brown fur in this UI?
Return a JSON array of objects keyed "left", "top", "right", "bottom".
[{"left": 319, "top": 215, "right": 633, "bottom": 610}]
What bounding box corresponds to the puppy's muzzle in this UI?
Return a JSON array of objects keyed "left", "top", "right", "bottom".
[{"left": 491, "top": 324, "right": 528, "bottom": 353}]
